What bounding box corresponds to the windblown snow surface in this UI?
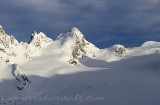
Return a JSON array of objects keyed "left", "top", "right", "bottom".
[{"left": 0, "top": 25, "right": 160, "bottom": 105}]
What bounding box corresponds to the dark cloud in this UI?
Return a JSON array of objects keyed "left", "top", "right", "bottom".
[{"left": 0, "top": 0, "right": 160, "bottom": 48}]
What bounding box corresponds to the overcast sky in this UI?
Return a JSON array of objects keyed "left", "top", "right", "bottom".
[{"left": 0, "top": 0, "right": 160, "bottom": 48}]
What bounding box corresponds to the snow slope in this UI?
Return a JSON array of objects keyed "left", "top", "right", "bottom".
[{"left": 0, "top": 25, "right": 160, "bottom": 105}]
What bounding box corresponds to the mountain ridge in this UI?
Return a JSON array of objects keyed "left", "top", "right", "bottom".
[
  {"left": 0, "top": 25, "right": 160, "bottom": 105},
  {"left": 0, "top": 25, "right": 160, "bottom": 65}
]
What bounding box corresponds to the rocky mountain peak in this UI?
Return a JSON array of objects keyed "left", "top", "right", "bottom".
[
  {"left": 29, "top": 31, "right": 53, "bottom": 48},
  {"left": 69, "top": 27, "right": 84, "bottom": 39},
  {"left": 0, "top": 25, "right": 5, "bottom": 35}
]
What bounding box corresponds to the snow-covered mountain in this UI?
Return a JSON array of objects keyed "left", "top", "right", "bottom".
[
  {"left": 53, "top": 27, "right": 99, "bottom": 65},
  {"left": 0, "top": 26, "right": 54, "bottom": 64},
  {"left": 0, "top": 25, "right": 160, "bottom": 105}
]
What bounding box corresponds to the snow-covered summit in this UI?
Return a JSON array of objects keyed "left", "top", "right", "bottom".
[
  {"left": 56, "top": 27, "right": 83, "bottom": 42},
  {"left": 0, "top": 25, "right": 55, "bottom": 65},
  {"left": 0, "top": 25, "right": 19, "bottom": 49},
  {"left": 70, "top": 27, "right": 84, "bottom": 37},
  {"left": 29, "top": 31, "right": 53, "bottom": 48},
  {"left": 54, "top": 27, "right": 99, "bottom": 65}
]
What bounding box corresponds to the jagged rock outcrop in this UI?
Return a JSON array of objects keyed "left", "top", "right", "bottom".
[
  {"left": 0, "top": 26, "right": 18, "bottom": 48},
  {"left": 115, "top": 46, "right": 127, "bottom": 57},
  {"left": 12, "top": 64, "right": 31, "bottom": 90},
  {"left": 0, "top": 25, "right": 5, "bottom": 35},
  {"left": 0, "top": 26, "right": 20, "bottom": 63}
]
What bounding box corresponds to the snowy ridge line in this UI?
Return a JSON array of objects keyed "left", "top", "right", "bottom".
[
  {"left": 0, "top": 25, "right": 160, "bottom": 105},
  {"left": 0, "top": 25, "right": 160, "bottom": 65}
]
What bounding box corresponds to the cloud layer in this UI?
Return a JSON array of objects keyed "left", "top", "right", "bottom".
[{"left": 0, "top": 0, "right": 160, "bottom": 48}]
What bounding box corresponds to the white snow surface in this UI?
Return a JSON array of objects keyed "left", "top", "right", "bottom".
[{"left": 0, "top": 25, "right": 160, "bottom": 105}]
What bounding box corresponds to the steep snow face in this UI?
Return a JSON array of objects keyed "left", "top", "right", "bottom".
[{"left": 54, "top": 27, "right": 99, "bottom": 65}]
